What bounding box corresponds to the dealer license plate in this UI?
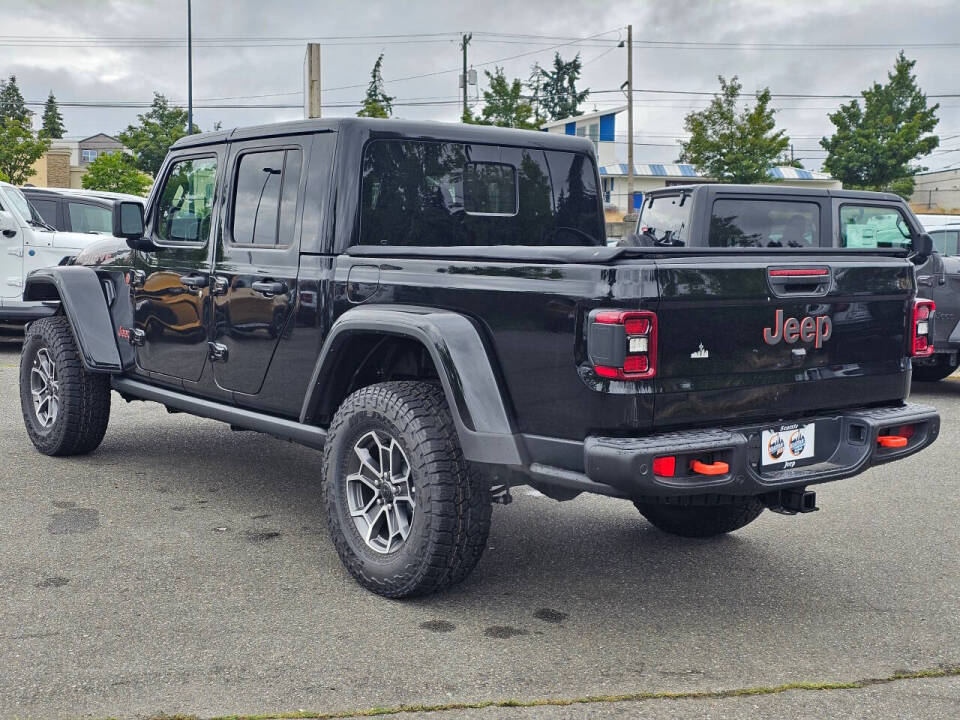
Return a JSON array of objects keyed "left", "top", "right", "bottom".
[{"left": 761, "top": 423, "right": 815, "bottom": 467}]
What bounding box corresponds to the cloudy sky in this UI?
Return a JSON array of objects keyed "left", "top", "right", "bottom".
[{"left": 3, "top": 0, "right": 958, "bottom": 172}]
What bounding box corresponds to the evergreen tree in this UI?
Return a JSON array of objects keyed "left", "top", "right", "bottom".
[
  {"left": 527, "top": 62, "right": 545, "bottom": 126},
  {"left": 0, "top": 75, "right": 31, "bottom": 125},
  {"left": 40, "top": 91, "right": 65, "bottom": 139},
  {"left": 356, "top": 54, "right": 394, "bottom": 119},
  {"left": 118, "top": 93, "right": 194, "bottom": 177},
  {"left": 478, "top": 67, "right": 536, "bottom": 129},
  {"left": 678, "top": 76, "right": 790, "bottom": 184},
  {"left": 821, "top": 52, "right": 939, "bottom": 198},
  {"left": 536, "top": 53, "right": 589, "bottom": 121}
]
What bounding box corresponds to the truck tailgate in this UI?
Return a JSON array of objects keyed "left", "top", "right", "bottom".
[{"left": 652, "top": 255, "right": 913, "bottom": 429}]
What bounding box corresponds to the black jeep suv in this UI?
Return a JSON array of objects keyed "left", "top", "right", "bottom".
[{"left": 18, "top": 119, "right": 940, "bottom": 597}]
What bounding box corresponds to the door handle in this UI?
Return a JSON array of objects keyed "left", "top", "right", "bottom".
[
  {"left": 251, "top": 279, "right": 287, "bottom": 297},
  {"left": 179, "top": 274, "right": 208, "bottom": 289}
]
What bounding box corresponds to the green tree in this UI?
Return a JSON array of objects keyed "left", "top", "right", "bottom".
[
  {"left": 0, "top": 75, "right": 31, "bottom": 125},
  {"left": 356, "top": 53, "right": 393, "bottom": 119},
  {"left": 536, "top": 53, "right": 589, "bottom": 121},
  {"left": 40, "top": 92, "right": 66, "bottom": 139},
  {"left": 81, "top": 151, "right": 152, "bottom": 195},
  {"left": 678, "top": 75, "right": 790, "bottom": 184},
  {"left": 821, "top": 52, "right": 939, "bottom": 198},
  {"left": 118, "top": 93, "right": 194, "bottom": 177},
  {"left": 0, "top": 118, "right": 49, "bottom": 184},
  {"left": 477, "top": 67, "right": 536, "bottom": 129}
]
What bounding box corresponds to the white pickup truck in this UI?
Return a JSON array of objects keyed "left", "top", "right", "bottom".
[{"left": 0, "top": 181, "right": 122, "bottom": 328}]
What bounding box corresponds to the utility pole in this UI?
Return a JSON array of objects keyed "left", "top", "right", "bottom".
[
  {"left": 626, "top": 23, "right": 634, "bottom": 218},
  {"left": 305, "top": 43, "right": 322, "bottom": 118},
  {"left": 187, "top": 0, "right": 193, "bottom": 134},
  {"left": 460, "top": 32, "right": 472, "bottom": 119}
]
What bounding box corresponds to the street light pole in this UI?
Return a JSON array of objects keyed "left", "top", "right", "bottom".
[
  {"left": 187, "top": 0, "right": 193, "bottom": 134},
  {"left": 626, "top": 23, "right": 634, "bottom": 218}
]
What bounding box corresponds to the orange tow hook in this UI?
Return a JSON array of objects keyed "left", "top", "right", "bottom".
[
  {"left": 690, "top": 460, "right": 729, "bottom": 476},
  {"left": 877, "top": 435, "right": 908, "bottom": 448}
]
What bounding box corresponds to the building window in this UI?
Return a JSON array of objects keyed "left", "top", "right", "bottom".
[{"left": 81, "top": 149, "right": 98, "bottom": 163}]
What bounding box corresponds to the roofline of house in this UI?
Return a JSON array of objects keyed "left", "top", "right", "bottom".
[{"left": 540, "top": 105, "right": 628, "bottom": 130}]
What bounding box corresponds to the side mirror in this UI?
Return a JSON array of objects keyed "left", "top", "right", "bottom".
[
  {"left": 112, "top": 200, "right": 155, "bottom": 251},
  {"left": 912, "top": 232, "right": 934, "bottom": 263},
  {"left": 0, "top": 209, "right": 18, "bottom": 238}
]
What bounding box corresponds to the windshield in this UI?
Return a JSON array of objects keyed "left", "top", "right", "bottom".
[{"left": 5, "top": 186, "right": 46, "bottom": 225}]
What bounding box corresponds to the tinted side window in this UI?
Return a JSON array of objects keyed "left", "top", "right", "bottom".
[
  {"left": 231, "top": 149, "right": 302, "bottom": 246},
  {"left": 68, "top": 202, "right": 112, "bottom": 233},
  {"left": 358, "top": 139, "right": 602, "bottom": 247},
  {"left": 710, "top": 199, "right": 819, "bottom": 248},
  {"left": 544, "top": 150, "right": 603, "bottom": 245},
  {"left": 155, "top": 156, "right": 218, "bottom": 243},
  {"left": 29, "top": 198, "right": 59, "bottom": 227},
  {"left": 932, "top": 229, "right": 959, "bottom": 256},
  {"left": 638, "top": 194, "right": 688, "bottom": 245},
  {"left": 839, "top": 205, "right": 912, "bottom": 249}
]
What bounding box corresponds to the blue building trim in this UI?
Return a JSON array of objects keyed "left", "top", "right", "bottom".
[
  {"left": 598, "top": 113, "right": 615, "bottom": 142},
  {"left": 564, "top": 122, "right": 576, "bottom": 136},
  {"left": 679, "top": 164, "right": 697, "bottom": 177},
  {"left": 649, "top": 163, "right": 667, "bottom": 177},
  {"left": 769, "top": 167, "right": 784, "bottom": 179}
]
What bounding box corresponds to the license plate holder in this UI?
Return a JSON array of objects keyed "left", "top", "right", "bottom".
[{"left": 761, "top": 423, "right": 815, "bottom": 468}]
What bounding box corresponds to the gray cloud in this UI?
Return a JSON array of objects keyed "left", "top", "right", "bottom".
[{"left": 2, "top": 0, "right": 957, "bottom": 171}]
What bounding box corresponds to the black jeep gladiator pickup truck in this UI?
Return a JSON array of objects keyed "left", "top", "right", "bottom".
[{"left": 18, "top": 119, "right": 940, "bottom": 598}]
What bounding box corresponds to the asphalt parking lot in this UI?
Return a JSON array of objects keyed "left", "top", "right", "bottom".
[{"left": 0, "top": 339, "right": 957, "bottom": 720}]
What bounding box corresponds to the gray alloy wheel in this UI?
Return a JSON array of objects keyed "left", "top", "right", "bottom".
[
  {"left": 345, "top": 429, "right": 416, "bottom": 553},
  {"left": 29, "top": 348, "right": 60, "bottom": 428}
]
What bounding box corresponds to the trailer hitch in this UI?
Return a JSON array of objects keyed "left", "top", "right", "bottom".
[{"left": 763, "top": 488, "right": 818, "bottom": 515}]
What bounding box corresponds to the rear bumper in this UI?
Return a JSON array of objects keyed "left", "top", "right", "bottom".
[{"left": 528, "top": 403, "right": 939, "bottom": 499}]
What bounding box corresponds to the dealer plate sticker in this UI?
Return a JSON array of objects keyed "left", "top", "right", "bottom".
[{"left": 761, "top": 424, "right": 815, "bottom": 467}]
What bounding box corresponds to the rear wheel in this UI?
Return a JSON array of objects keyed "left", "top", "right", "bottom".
[
  {"left": 635, "top": 497, "right": 764, "bottom": 538},
  {"left": 322, "top": 381, "right": 491, "bottom": 598},
  {"left": 19, "top": 316, "right": 111, "bottom": 456},
  {"left": 912, "top": 356, "right": 959, "bottom": 383}
]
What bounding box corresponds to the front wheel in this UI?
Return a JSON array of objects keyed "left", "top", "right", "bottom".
[
  {"left": 912, "top": 356, "right": 959, "bottom": 383},
  {"left": 322, "top": 381, "right": 491, "bottom": 598},
  {"left": 20, "top": 316, "right": 111, "bottom": 456},
  {"left": 635, "top": 498, "right": 764, "bottom": 538}
]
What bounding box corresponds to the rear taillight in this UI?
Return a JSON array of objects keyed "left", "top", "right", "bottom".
[
  {"left": 911, "top": 299, "right": 935, "bottom": 357},
  {"left": 590, "top": 310, "right": 657, "bottom": 380}
]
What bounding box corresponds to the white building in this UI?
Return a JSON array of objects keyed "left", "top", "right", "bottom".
[{"left": 542, "top": 107, "right": 840, "bottom": 213}]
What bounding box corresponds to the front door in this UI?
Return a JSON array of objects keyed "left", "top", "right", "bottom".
[
  {"left": 210, "top": 138, "right": 308, "bottom": 395},
  {"left": 0, "top": 191, "right": 25, "bottom": 298},
  {"left": 133, "top": 152, "right": 222, "bottom": 382}
]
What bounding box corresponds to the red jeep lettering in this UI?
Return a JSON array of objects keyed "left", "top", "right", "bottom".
[{"left": 763, "top": 309, "right": 832, "bottom": 349}]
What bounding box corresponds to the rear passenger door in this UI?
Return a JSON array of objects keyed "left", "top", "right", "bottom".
[{"left": 210, "top": 136, "right": 309, "bottom": 396}]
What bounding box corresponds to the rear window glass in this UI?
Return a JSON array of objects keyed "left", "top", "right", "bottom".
[
  {"left": 839, "top": 205, "right": 912, "bottom": 249},
  {"left": 710, "top": 199, "right": 819, "bottom": 248},
  {"left": 931, "top": 228, "right": 959, "bottom": 256},
  {"left": 637, "top": 194, "right": 689, "bottom": 245},
  {"left": 358, "top": 139, "right": 603, "bottom": 247}
]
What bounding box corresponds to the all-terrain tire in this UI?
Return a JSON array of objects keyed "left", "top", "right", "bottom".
[
  {"left": 20, "top": 316, "right": 111, "bottom": 456},
  {"left": 912, "top": 357, "right": 960, "bottom": 383},
  {"left": 322, "top": 381, "right": 491, "bottom": 598},
  {"left": 634, "top": 497, "right": 764, "bottom": 538}
]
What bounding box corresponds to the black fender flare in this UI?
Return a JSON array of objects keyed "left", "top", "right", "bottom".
[
  {"left": 300, "top": 305, "right": 524, "bottom": 466},
  {"left": 22, "top": 266, "right": 122, "bottom": 372}
]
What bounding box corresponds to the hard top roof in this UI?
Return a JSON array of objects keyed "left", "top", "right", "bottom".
[{"left": 171, "top": 117, "right": 596, "bottom": 154}]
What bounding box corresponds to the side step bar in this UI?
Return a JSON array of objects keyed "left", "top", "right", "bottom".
[{"left": 111, "top": 377, "right": 328, "bottom": 450}]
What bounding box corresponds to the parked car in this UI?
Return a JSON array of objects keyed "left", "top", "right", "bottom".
[
  {"left": 20, "top": 187, "right": 144, "bottom": 236},
  {"left": 0, "top": 181, "right": 124, "bottom": 329},
  {"left": 18, "top": 119, "right": 939, "bottom": 598},
  {"left": 630, "top": 185, "right": 960, "bottom": 382}
]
